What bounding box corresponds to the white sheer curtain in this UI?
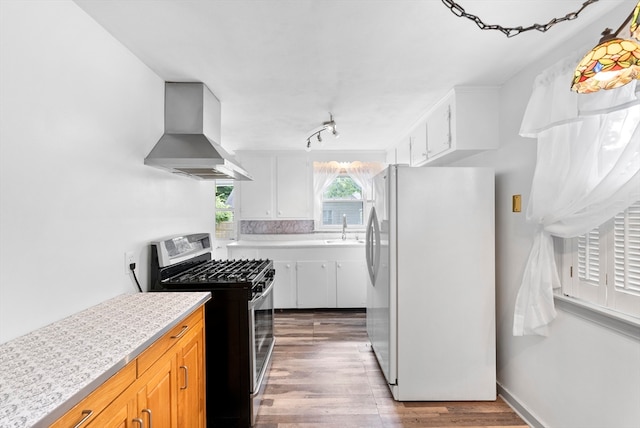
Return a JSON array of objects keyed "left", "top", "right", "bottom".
[
  {"left": 347, "top": 161, "right": 384, "bottom": 200},
  {"left": 312, "top": 161, "right": 384, "bottom": 226},
  {"left": 515, "top": 54, "right": 640, "bottom": 336},
  {"left": 313, "top": 161, "right": 342, "bottom": 225},
  {"left": 313, "top": 161, "right": 342, "bottom": 206}
]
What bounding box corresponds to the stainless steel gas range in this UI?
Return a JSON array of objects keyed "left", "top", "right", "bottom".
[{"left": 150, "top": 233, "right": 275, "bottom": 427}]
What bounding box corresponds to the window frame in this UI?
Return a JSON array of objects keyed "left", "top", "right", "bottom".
[
  {"left": 214, "top": 179, "right": 236, "bottom": 240},
  {"left": 320, "top": 174, "right": 365, "bottom": 228},
  {"left": 557, "top": 200, "right": 640, "bottom": 334}
]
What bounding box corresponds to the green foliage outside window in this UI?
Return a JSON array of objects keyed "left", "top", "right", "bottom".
[
  {"left": 324, "top": 176, "right": 361, "bottom": 199},
  {"left": 215, "top": 185, "right": 233, "bottom": 225}
]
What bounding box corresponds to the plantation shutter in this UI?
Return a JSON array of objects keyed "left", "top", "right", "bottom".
[
  {"left": 578, "top": 227, "right": 600, "bottom": 285},
  {"left": 614, "top": 201, "right": 640, "bottom": 293}
]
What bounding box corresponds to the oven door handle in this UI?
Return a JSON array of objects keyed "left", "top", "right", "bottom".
[{"left": 249, "top": 280, "right": 274, "bottom": 308}]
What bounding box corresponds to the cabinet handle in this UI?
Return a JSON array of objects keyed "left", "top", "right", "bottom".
[
  {"left": 337, "top": 263, "right": 342, "bottom": 268},
  {"left": 142, "top": 408, "right": 152, "bottom": 428},
  {"left": 321, "top": 264, "right": 326, "bottom": 268},
  {"left": 180, "top": 365, "right": 189, "bottom": 390},
  {"left": 132, "top": 418, "right": 144, "bottom": 428},
  {"left": 171, "top": 325, "right": 188, "bottom": 339},
  {"left": 286, "top": 264, "right": 291, "bottom": 268},
  {"left": 72, "top": 410, "right": 93, "bottom": 428}
]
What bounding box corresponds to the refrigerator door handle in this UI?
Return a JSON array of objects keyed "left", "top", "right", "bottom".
[{"left": 365, "top": 207, "right": 380, "bottom": 285}]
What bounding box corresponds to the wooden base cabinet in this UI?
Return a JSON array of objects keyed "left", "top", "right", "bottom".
[
  {"left": 177, "top": 324, "right": 205, "bottom": 428},
  {"left": 51, "top": 307, "right": 205, "bottom": 428}
]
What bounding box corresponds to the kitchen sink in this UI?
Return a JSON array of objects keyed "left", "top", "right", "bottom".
[{"left": 324, "top": 239, "right": 365, "bottom": 245}]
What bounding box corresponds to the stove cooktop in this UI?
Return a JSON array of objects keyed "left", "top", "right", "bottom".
[{"left": 169, "top": 259, "right": 272, "bottom": 284}]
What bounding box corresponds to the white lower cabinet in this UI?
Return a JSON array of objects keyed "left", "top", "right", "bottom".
[
  {"left": 228, "top": 245, "right": 366, "bottom": 309},
  {"left": 273, "top": 261, "right": 296, "bottom": 309},
  {"left": 296, "top": 261, "right": 335, "bottom": 308},
  {"left": 336, "top": 261, "right": 367, "bottom": 308}
]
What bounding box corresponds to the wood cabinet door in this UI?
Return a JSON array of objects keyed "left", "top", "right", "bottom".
[
  {"left": 87, "top": 394, "right": 136, "bottom": 428},
  {"left": 177, "top": 325, "right": 205, "bottom": 428},
  {"left": 136, "top": 354, "right": 178, "bottom": 428}
]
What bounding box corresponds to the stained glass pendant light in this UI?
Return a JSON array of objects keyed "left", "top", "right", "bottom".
[{"left": 572, "top": 1, "right": 640, "bottom": 93}]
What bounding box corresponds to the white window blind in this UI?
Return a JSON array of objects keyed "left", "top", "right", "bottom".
[
  {"left": 614, "top": 202, "right": 640, "bottom": 293},
  {"left": 578, "top": 227, "right": 600, "bottom": 285},
  {"left": 568, "top": 200, "right": 640, "bottom": 318}
]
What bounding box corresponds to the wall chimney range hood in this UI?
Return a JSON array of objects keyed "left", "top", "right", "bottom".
[{"left": 144, "top": 82, "right": 252, "bottom": 181}]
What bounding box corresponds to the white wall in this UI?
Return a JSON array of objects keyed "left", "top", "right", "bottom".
[
  {"left": 454, "top": 3, "right": 640, "bottom": 427},
  {"left": 1, "top": 1, "right": 639, "bottom": 426},
  {"left": 0, "top": 1, "right": 216, "bottom": 343}
]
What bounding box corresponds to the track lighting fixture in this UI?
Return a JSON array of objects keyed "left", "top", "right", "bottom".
[{"left": 304, "top": 112, "right": 339, "bottom": 151}]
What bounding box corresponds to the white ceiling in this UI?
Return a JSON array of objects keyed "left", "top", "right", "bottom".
[{"left": 74, "top": 0, "right": 628, "bottom": 153}]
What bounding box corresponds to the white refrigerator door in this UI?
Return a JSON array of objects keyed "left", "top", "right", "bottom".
[
  {"left": 393, "top": 166, "right": 496, "bottom": 400},
  {"left": 366, "top": 166, "right": 395, "bottom": 385}
]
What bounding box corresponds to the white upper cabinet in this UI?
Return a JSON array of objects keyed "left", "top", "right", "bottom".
[
  {"left": 425, "top": 97, "right": 452, "bottom": 160},
  {"left": 276, "top": 155, "right": 310, "bottom": 218},
  {"left": 238, "top": 154, "right": 275, "bottom": 219},
  {"left": 238, "top": 152, "right": 311, "bottom": 220},
  {"left": 409, "top": 122, "right": 428, "bottom": 166},
  {"left": 403, "top": 86, "right": 499, "bottom": 167}
]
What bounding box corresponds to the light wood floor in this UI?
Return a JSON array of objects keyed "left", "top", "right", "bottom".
[{"left": 255, "top": 310, "right": 528, "bottom": 428}]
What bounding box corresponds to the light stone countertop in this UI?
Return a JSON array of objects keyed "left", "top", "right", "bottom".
[
  {"left": 227, "top": 238, "right": 365, "bottom": 248},
  {"left": 0, "top": 291, "right": 211, "bottom": 428}
]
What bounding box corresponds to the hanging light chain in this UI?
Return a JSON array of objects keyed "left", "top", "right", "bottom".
[{"left": 441, "top": 0, "right": 600, "bottom": 38}]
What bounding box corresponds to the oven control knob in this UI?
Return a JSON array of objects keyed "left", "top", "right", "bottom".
[{"left": 266, "top": 269, "right": 275, "bottom": 278}]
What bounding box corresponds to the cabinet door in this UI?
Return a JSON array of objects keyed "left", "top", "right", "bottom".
[
  {"left": 51, "top": 363, "right": 136, "bottom": 428},
  {"left": 409, "top": 122, "right": 428, "bottom": 166},
  {"left": 239, "top": 155, "right": 274, "bottom": 219},
  {"left": 273, "top": 261, "right": 296, "bottom": 308},
  {"left": 296, "top": 261, "right": 335, "bottom": 308},
  {"left": 395, "top": 137, "right": 411, "bottom": 165},
  {"left": 177, "top": 324, "right": 205, "bottom": 428},
  {"left": 136, "top": 353, "right": 178, "bottom": 428},
  {"left": 87, "top": 394, "right": 136, "bottom": 428},
  {"left": 336, "top": 261, "right": 367, "bottom": 308},
  {"left": 426, "top": 97, "right": 453, "bottom": 159},
  {"left": 276, "top": 155, "right": 310, "bottom": 218}
]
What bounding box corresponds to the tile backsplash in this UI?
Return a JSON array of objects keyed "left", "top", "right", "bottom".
[{"left": 240, "top": 220, "right": 314, "bottom": 234}]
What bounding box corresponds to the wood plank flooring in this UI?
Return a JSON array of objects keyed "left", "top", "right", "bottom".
[{"left": 255, "top": 310, "right": 528, "bottom": 428}]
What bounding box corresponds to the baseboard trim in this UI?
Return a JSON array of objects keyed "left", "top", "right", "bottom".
[{"left": 497, "top": 382, "right": 544, "bottom": 428}]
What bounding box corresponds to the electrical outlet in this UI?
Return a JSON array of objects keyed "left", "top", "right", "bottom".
[{"left": 125, "top": 251, "right": 136, "bottom": 274}]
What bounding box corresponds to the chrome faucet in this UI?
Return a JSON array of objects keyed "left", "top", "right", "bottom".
[{"left": 342, "top": 214, "right": 347, "bottom": 240}]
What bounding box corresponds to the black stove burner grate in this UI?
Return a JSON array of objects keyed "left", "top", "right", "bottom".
[{"left": 169, "top": 259, "right": 271, "bottom": 284}]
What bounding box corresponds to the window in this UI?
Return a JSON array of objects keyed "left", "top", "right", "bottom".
[
  {"left": 215, "top": 180, "right": 235, "bottom": 240},
  {"left": 563, "top": 200, "right": 640, "bottom": 318},
  {"left": 313, "top": 161, "right": 383, "bottom": 231},
  {"left": 322, "top": 175, "right": 363, "bottom": 226}
]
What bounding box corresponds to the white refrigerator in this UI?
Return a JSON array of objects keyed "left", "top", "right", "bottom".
[{"left": 365, "top": 165, "right": 496, "bottom": 401}]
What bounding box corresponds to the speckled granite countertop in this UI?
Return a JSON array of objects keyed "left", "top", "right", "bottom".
[{"left": 0, "top": 292, "right": 211, "bottom": 428}]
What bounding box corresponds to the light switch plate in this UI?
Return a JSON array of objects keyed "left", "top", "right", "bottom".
[{"left": 512, "top": 195, "right": 522, "bottom": 212}]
